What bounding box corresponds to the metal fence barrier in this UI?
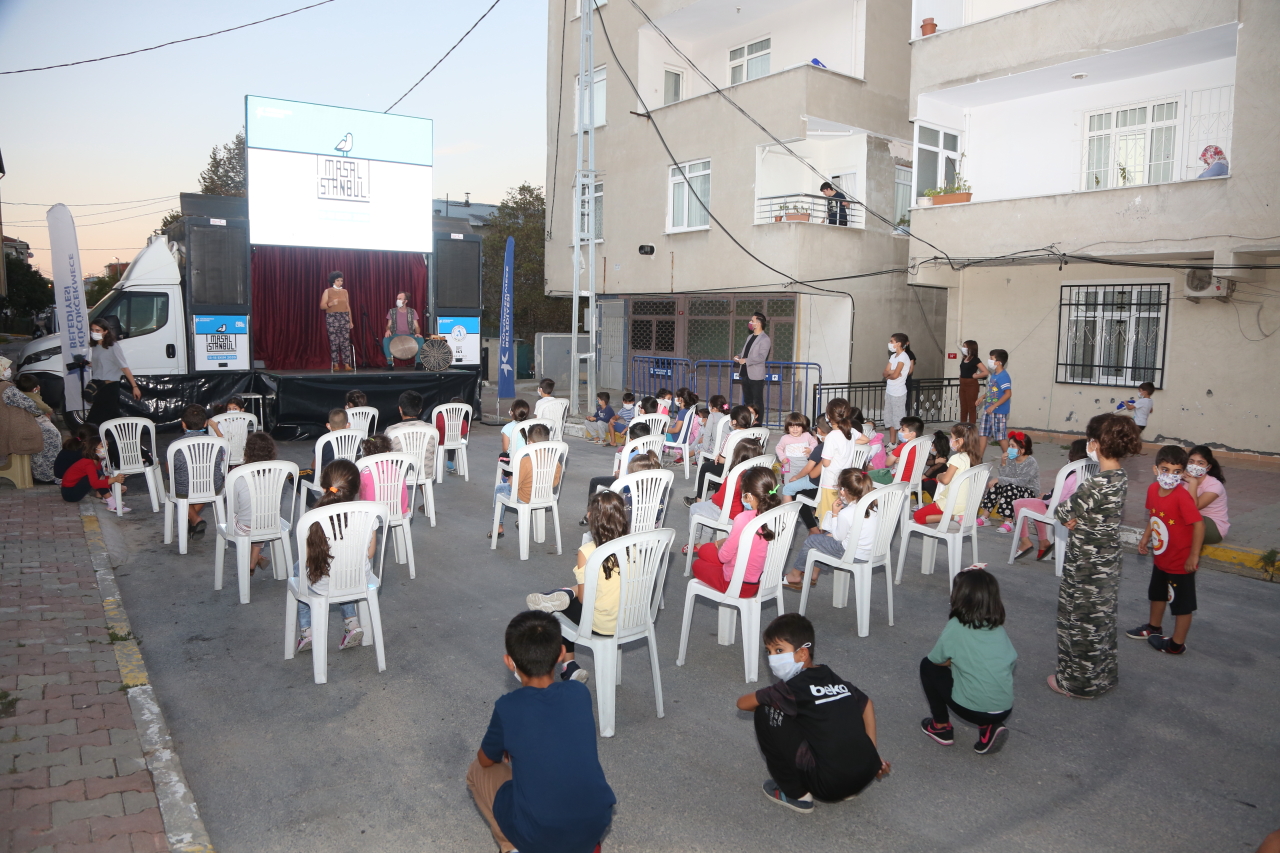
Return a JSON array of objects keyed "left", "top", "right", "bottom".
[
  {"left": 628, "top": 357, "right": 822, "bottom": 430},
  {"left": 629, "top": 356, "right": 695, "bottom": 402},
  {"left": 811, "top": 378, "right": 963, "bottom": 427}
]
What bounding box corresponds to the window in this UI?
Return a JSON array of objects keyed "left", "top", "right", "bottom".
[
  {"left": 729, "top": 38, "right": 770, "bottom": 85},
  {"left": 1056, "top": 283, "right": 1168, "bottom": 387},
  {"left": 574, "top": 66, "right": 607, "bottom": 129},
  {"left": 1083, "top": 99, "right": 1180, "bottom": 190},
  {"left": 915, "top": 125, "right": 958, "bottom": 198},
  {"left": 668, "top": 159, "right": 711, "bottom": 232},
  {"left": 894, "top": 166, "right": 913, "bottom": 226},
  {"left": 90, "top": 291, "right": 169, "bottom": 339},
  {"left": 663, "top": 69, "right": 683, "bottom": 106},
  {"left": 576, "top": 182, "right": 603, "bottom": 241}
]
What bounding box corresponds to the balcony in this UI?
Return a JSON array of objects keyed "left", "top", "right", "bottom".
[{"left": 755, "top": 193, "right": 865, "bottom": 229}]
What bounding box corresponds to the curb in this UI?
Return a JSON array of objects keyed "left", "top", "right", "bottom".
[
  {"left": 81, "top": 505, "right": 217, "bottom": 853},
  {"left": 1118, "top": 522, "right": 1273, "bottom": 581}
]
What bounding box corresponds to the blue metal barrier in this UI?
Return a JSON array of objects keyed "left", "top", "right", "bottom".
[
  {"left": 629, "top": 357, "right": 695, "bottom": 401},
  {"left": 692, "top": 360, "right": 822, "bottom": 429},
  {"left": 811, "top": 378, "right": 962, "bottom": 427}
]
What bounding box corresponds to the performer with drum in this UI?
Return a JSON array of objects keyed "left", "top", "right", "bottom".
[{"left": 383, "top": 292, "right": 425, "bottom": 368}]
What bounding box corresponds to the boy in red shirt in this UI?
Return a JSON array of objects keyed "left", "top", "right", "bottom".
[{"left": 1128, "top": 446, "right": 1204, "bottom": 654}]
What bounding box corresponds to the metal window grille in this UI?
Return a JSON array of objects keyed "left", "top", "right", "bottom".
[{"left": 1056, "top": 283, "right": 1168, "bottom": 388}]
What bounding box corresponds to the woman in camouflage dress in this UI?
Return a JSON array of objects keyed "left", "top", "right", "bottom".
[{"left": 1049, "top": 413, "right": 1144, "bottom": 699}]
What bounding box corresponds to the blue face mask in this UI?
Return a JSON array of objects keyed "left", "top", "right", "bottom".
[
  {"left": 1007, "top": 446, "right": 1019, "bottom": 460},
  {"left": 897, "top": 429, "right": 909, "bottom": 442}
]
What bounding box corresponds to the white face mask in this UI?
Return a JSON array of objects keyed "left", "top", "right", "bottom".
[
  {"left": 91, "top": 332, "right": 104, "bottom": 342},
  {"left": 1086, "top": 444, "right": 1099, "bottom": 463},
  {"left": 1, "top": 369, "right": 10, "bottom": 381},
  {"left": 96, "top": 448, "right": 107, "bottom": 459},
  {"left": 950, "top": 438, "right": 962, "bottom": 452},
  {"left": 1186, "top": 463, "right": 1208, "bottom": 478},
  {"left": 960, "top": 347, "right": 969, "bottom": 356},
  {"left": 333, "top": 281, "right": 343, "bottom": 289},
  {"left": 396, "top": 299, "right": 405, "bottom": 308},
  {"left": 767, "top": 647, "right": 809, "bottom": 682},
  {"left": 1156, "top": 471, "right": 1183, "bottom": 490},
  {"left": 887, "top": 342, "right": 896, "bottom": 353},
  {"left": 987, "top": 358, "right": 997, "bottom": 370}
]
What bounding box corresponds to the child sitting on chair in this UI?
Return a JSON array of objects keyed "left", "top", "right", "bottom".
[
  {"left": 736, "top": 614, "right": 890, "bottom": 812},
  {"left": 492, "top": 424, "right": 563, "bottom": 539},
  {"left": 359, "top": 434, "right": 410, "bottom": 515},
  {"left": 234, "top": 432, "right": 279, "bottom": 575},
  {"left": 293, "top": 460, "right": 370, "bottom": 654},
  {"left": 686, "top": 438, "right": 762, "bottom": 525},
  {"left": 786, "top": 468, "right": 878, "bottom": 591},
  {"left": 173, "top": 404, "right": 227, "bottom": 535},
  {"left": 689, "top": 466, "right": 780, "bottom": 598}
]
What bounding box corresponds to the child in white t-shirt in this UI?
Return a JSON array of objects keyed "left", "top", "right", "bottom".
[
  {"left": 1123, "top": 382, "right": 1155, "bottom": 433},
  {"left": 786, "top": 468, "right": 878, "bottom": 590}
]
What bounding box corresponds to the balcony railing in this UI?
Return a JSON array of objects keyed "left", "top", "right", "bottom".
[{"left": 755, "top": 193, "right": 864, "bottom": 229}]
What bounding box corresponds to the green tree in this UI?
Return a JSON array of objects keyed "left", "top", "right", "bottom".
[
  {"left": 85, "top": 266, "right": 122, "bottom": 308},
  {"left": 481, "top": 184, "right": 567, "bottom": 344},
  {"left": 199, "top": 131, "right": 246, "bottom": 197},
  {"left": 0, "top": 254, "right": 54, "bottom": 321}
]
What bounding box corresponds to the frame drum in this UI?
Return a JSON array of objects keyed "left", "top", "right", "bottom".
[{"left": 389, "top": 335, "right": 420, "bottom": 361}]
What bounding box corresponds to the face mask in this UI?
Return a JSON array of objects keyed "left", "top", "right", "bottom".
[
  {"left": 91, "top": 332, "right": 104, "bottom": 342},
  {"left": 396, "top": 299, "right": 405, "bottom": 308},
  {"left": 1086, "top": 444, "right": 1099, "bottom": 463},
  {"left": 1007, "top": 446, "right": 1018, "bottom": 460},
  {"left": 1186, "top": 463, "right": 1208, "bottom": 478},
  {"left": 96, "top": 448, "right": 107, "bottom": 459},
  {"left": 1, "top": 370, "right": 10, "bottom": 381},
  {"left": 960, "top": 347, "right": 969, "bottom": 356},
  {"left": 887, "top": 342, "right": 896, "bottom": 353},
  {"left": 949, "top": 439, "right": 961, "bottom": 452},
  {"left": 333, "top": 282, "right": 343, "bottom": 289},
  {"left": 1156, "top": 471, "right": 1182, "bottom": 490},
  {"left": 987, "top": 359, "right": 997, "bottom": 370},
  {"left": 897, "top": 429, "right": 908, "bottom": 442},
  {"left": 767, "top": 649, "right": 807, "bottom": 682},
  {"left": 511, "top": 667, "right": 523, "bottom": 684}
]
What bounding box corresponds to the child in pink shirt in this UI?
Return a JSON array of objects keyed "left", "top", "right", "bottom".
[
  {"left": 358, "top": 435, "right": 410, "bottom": 514},
  {"left": 775, "top": 411, "right": 819, "bottom": 479},
  {"left": 1013, "top": 439, "right": 1086, "bottom": 561},
  {"left": 691, "top": 467, "right": 781, "bottom": 598}
]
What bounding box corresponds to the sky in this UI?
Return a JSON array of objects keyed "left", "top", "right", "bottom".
[{"left": 0, "top": 0, "right": 548, "bottom": 277}]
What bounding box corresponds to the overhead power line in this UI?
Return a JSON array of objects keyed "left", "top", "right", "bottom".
[
  {"left": 0, "top": 0, "right": 337, "bottom": 74},
  {"left": 4, "top": 198, "right": 178, "bottom": 224},
  {"left": 3, "top": 195, "right": 176, "bottom": 207},
  {"left": 384, "top": 0, "right": 505, "bottom": 112}
]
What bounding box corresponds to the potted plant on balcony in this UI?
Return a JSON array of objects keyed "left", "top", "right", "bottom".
[
  {"left": 783, "top": 202, "right": 811, "bottom": 222},
  {"left": 926, "top": 178, "right": 972, "bottom": 206}
]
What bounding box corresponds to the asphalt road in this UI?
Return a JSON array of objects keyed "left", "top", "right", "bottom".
[{"left": 99, "top": 423, "right": 1280, "bottom": 853}]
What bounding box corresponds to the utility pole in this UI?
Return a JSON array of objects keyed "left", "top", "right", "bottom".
[
  {"left": 569, "top": 0, "right": 598, "bottom": 415},
  {"left": 0, "top": 147, "right": 8, "bottom": 298}
]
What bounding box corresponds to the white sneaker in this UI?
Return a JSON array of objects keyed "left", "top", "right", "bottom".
[
  {"left": 296, "top": 630, "right": 312, "bottom": 654},
  {"left": 526, "top": 590, "right": 570, "bottom": 613},
  {"left": 340, "top": 623, "right": 364, "bottom": 649}
]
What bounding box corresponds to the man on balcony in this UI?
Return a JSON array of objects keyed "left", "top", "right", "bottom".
[{"left": 820, "top": 181, "right": 849, "bottom": 227}]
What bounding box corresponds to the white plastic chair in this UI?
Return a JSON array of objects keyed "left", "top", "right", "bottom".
[
  {"left": 702, "top": 427, "right": 770, "bottom": 498},
  {"left": 346, "top": 406, "right": 379, "bottom": 438},
  {"left": 490, "top": 441, "right": 568, "bottom": 561},
  {"left": 163, "top": 435, "right": 230, "bottom": 555},
  {"left": 896, "top": 463, "right": 992, "bottom": 590},
  {"left": 662, "top": 412, "right": 696, "bottom": 480},
  {"left": 1007, "top": 458, "right": 1098, "bottom": 577},
  {"left": 99, "top": 417, "right": 162, "bottom": 515},
  {"left": 214, "top": 460, "right": 298, "bottom": 604},
  {"left": 612, "top": 434, "right": 666, "bottom": 477},
  {"left": 634, "top": 413, "right": 670, "bottom": 437},
  {"left": 697, "top": 416, "right": 731, "bottom": 469},
  {"left": 609, "top": 469, "right": 674, "bottom": 533},
  {"left": 384, "top": 422, "right": 439, "bottom": 527},
  {"left": 357, "top": 453, "right": 419, "bottom": 579},
  {"left": 432, "top": 403, "right": 472, "bottom": 482},
  {"left": 799, "top": 483, "right": 910, "bottom": 637},
  {"left": 539, "top": 399, "right": 571, "bottom": 441},
  {"left": 298, "top": 430, "right": 364, "bottom": 507},
  {"left": 517, "top": 418, "right": 557, "bottom": 444},
  {"left": 683, "top": 456, "right": 773, "bottom": 578},
  {"left": 556, "top": 528, "right": 675, "bottom": 737},
  {"left": 284, "top": 502, "right": 389, "bottom": 684},
  {"left": 676, "top": 502, "right": 802, "bottom": 682},
  {"left": 209, "top": 411, "right": 259, "bottom": 466}
]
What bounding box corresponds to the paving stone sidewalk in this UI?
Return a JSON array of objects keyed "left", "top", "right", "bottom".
[{"left": 0, "top": 489, "right": 168, "bottom": 853}]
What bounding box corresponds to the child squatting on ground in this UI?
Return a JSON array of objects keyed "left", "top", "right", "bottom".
[
  {"left": 467, "top": 610, "right": 615, "bottom": 853},
  {"left": 736, "top": 614, "right": 890, "bottom": 813},
  {"left": 919, "top": 568, "right": 1018, "bottom": 754}
]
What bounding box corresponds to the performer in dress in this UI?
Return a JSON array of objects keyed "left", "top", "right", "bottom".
[
  {"left": 382, "top": 292, "right": 425, "bottom": 368},
  {"left": 319, "top": 271, "right": 353, "bottom": 372}
]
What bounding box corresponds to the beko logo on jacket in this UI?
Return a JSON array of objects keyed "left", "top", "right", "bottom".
[{"left": 810, "top": 683, "right": 851, "bottom": 704}]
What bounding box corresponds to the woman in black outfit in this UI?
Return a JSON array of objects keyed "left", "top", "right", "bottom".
[{"left": 957, "top": 338, "right": 989, "bottom": 424}]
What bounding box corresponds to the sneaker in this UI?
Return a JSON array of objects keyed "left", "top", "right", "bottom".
[
  {"left": 1125, "top": 623, "right": 1160, "bottom": 640},
  {"left": 1148, "top": 635, "right": 1185, "bottom": 655},
  {"left": 526, "top": 590, "right": 571, "bottom": 613},
  {"left": 974, "top": 724, "right": 1009, "bottom": 755},
  {"left": 296, "top": 630, "right": 312, "bottom": 654},
  {"left": 975, "top": 517, "right": 987, "bottom": 527},
  {"left": 340, "top": 625, "right": 364, "bottom": 650},
  {"left": 920, "top": 718, "right": 954, "bottom": 746},
  {"left": 761, "top": 779, "right": 814, "bottom": 814},
  {"left": 446, "top": 461, "right": 456, "bottom": 473},
  {"left": 560, "top": 661, "right": 590, "bottom": 683},
  {"left": 683, "top": 495, "right": 697, "bottom": 507}
]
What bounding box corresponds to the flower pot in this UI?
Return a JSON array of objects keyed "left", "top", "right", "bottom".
[
  {"left": 784, "top": 212, "right": 811, "bottom": 222},
  {"left": 774, "top": 215, "right": 783, "bottom": 222},
  {"left": 916, "top": 196, "right": 933, "bottom": 207},
  {"left": 920, "top": 17, "right": 937, "bottom": 36},
  {"left": 931, "top": 192, "right": 972, "bottom": 205}
]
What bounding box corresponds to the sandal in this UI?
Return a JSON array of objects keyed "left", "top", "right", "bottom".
[
  {"left": 487, "top": 528, "right": 505, "bottom": 539},
  {"left": 1046, "top": 673, "right": 1094, "bottom": 700}
]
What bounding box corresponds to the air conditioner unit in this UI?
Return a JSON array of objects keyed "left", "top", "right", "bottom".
[{"left": 1184, "top": 269, "right": 1235, "bottom": 303}]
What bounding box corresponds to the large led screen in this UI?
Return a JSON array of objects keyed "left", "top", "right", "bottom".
[{"left": 245, "top": 96, "right": 433, "bottom": 253}]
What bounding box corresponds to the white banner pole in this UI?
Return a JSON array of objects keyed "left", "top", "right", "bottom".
[{"left": 46, "top": 204, "right": 91, "bottom": 411}]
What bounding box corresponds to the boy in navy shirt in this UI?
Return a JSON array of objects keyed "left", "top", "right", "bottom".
[
  {"left": 468, "top": 611, "right": 614, "bottom": 853},
  {"left": 736, "top": 614, "right": 890, "bottom": 812},
  {"left": 584, "top": 391, "right": 615, "bottom": 445}
]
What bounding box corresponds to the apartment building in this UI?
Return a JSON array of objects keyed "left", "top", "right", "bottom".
[
  {"left": 906, "top": 0, "right": 1280, "bottom": 454},
  {"left": 544, "top": 0, "right": 946, "bottom": 397}
]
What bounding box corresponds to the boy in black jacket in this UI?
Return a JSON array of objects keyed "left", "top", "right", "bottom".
[{"left": 737, "top": 614, "right": 890, "bottom": 812}]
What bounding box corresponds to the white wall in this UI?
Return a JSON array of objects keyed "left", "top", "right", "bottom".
[
  {"left": 916, "top": 56, "right": 1235, "bottom": 202},
  {"left": 910, "top": 0, "right": 962, "bottom": 37},
  {"left": 964, "top": 0, "right": 1048, "bottom": 25},
  {"left": 797, "top": 293, "right": 853, "bottom": 384},
  {"left": 756, "top": 134, "right": 867, "bottom": 203},
  {"left": 638, "top": 0, "right": 863, "bottom": 112}
]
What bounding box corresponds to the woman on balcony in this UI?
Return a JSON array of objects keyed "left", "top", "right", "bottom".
[
  {"left": 958, "top": 339, "right": 989, "bottom": 424},
  {"left": 733, "top": 312, "right": 771, "bottom": 423},
  {"left": 1196, "top": 145, "right": 1229, "bottom": 179}
]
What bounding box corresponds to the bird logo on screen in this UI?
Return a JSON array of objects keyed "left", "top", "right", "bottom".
[
  {"left": 214, "top": 323, "right": 227, "bottom": 333},
  {"left": 451, "top": 325, "right": 468, "bottom": 342},
  {"left": 335, "top": 133, "right": 354, "bottom": 156}
]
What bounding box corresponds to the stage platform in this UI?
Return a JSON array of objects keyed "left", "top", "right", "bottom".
[{"left": 254, "top": 367, "right": 481, "bottom": 439}]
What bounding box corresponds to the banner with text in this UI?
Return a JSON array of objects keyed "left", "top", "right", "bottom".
[
  {"left": 497, "top": 236, "right": 516, "bottom": 399},
  {"left": 46, "top": 204, "right": 90, "bottom": 411}
]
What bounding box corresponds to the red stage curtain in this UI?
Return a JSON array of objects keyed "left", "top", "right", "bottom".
[{"left": 251, "top": 246, "right": 428, "bottom": 370}]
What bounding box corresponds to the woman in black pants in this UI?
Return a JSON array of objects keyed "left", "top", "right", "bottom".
[
  {"left": 85, "top": 319, "right": 143, "bottom": 427},
  {"left": 733, "top": 312, "right": 771, "bottom": 424},
  {"left": 689, "top": 405, "right": 753, "bottom": 505}
]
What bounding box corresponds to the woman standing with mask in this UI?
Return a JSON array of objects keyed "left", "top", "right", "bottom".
[
  {"left": 957, "top": 339, "right": 988, "bottom": 424},
  {"left": 319, "top": 271, "right": 353, "bottom": 371},
  {"left": 733, "top": 312, "right": 771, "bottom": 424},
  {"left": 85, "top": 320, "right": 143, "bottom": 427}
]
